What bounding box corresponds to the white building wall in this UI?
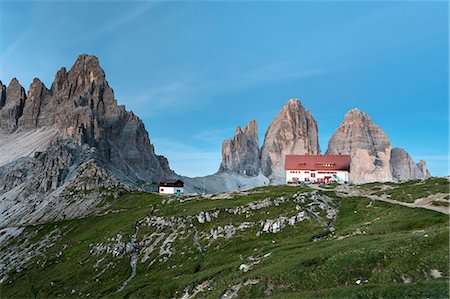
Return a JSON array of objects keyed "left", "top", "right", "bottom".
[
  {"left": 159, "top": 186, "right": 184, "bottom": 194},
  {"left": 286, "top": 170, "right": 349, "bottom": 184}
]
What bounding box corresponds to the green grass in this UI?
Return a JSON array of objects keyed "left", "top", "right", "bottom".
[
  {"left": 432, "top": 201, "right": 449, "bottom": 207},
  {"left": 1, "top": 184, "right": 448, "bottom": 298},
  {"left": 374, "top": 178, "right": 449, "bottom": 203}
]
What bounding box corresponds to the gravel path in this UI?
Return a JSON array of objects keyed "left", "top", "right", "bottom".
[{"left": 309, "top": 184, "right": 449, "bottom": 215}]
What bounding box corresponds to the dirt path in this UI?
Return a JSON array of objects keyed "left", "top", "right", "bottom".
[{"left": 310, "top": 185, "right": 449, "bottom": 215}]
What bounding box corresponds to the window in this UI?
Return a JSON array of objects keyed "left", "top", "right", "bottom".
[
  {"left": 311, "top": 173, "right": 315, "bottom": 178},
  {"left": 160, "top": 188, "right": 164, "bottom": 192}
]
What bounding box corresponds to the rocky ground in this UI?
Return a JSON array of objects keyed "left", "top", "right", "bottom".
[{"left": 0, "top": 179, "right": 448, "bottom": 298}]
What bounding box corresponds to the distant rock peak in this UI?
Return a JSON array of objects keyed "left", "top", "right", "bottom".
[
  {"left": 220, "top": 99, "right": 319, "bottom": 182},
  {"left": 219, "top": 119, "right": 260, "bottom": 176},
  {"left": 260, "top": 99, "right": 320, "bottom": 181},
  {"left": 327, "top": 108, "right": 429, "bottom": 183},
  {"left": 326, "top": 108, "right": 392, "bottom": 183}
]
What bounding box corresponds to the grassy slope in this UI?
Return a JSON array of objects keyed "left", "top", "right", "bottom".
[
  {"left": 1, "top": 185, "right": 448, "bottom": 298},
  {"left": 359, "top": 177, "right": 449, "bottom": 203}
]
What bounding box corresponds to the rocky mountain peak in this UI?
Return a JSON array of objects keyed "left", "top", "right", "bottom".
[
  {"left": 287, "top": 98, "right": 300, "bottom": 106},
  {"left": 6, "top": 78, "right": 26, "bottom": 105},
  {"left": 243, "top": 119, "right": 257, "bottom": 135},
  {"left": 0, "top": 78, "right": 26, "bottom": 133},
  {"left": 328, "top": 108, "right": 391, "bottom": 155},
  {"left": 261, "top": 99, "right": 320, "bottom": 181},
  {"left": 51, "top": 67, "right": 68, "bottom": 93},
  {"left": 68, "top": 54, "right": 105, "bottom": 84},
  {"left": 1, "top": 54, "right": 174, "bottom": 193},
  {"left": 390, "top": 147, "right": 425, "bottom": 181},
  {"left": 219, "top": 119, "right": 260, "bottom": 176},
  {"left": 417, "top": 160, "right": 431, "bottom": 178},
  {"left": 326, "top": 108, "right": 392, "bottom": 183}
]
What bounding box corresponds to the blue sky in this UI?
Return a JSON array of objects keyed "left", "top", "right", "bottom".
[{"left": 1, "top": 1, "right": 448, "bottom": 177}]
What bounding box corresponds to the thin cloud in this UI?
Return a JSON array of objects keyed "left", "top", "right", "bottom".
[
  {"left": 72, "top": 2, "right": 158, "bottom": 42},
  {"left": 124, "top": 62, "right": 326, "bottom": 116}
]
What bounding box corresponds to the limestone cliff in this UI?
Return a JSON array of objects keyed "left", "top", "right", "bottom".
[
  {"left": 417, "top": 160, "right": 431, "bottom": 178},
  {"left": 326, "top": 108, "right": 392, "bottom": 184},
  {"left": 390, "top": 147, "right": 425, "bottom": 181},
  {"left": 219, "top": 120, "right": 260, "bottom": 176},
  {"left": 0, "top": 54, "right": 175, "bottom": 227},
  {"left": 261, "top": 99, "right": 320, "bottom": 181}
]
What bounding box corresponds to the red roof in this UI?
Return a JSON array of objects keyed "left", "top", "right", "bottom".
[
  {"left": 159, "top": 179, "right": 184, "bottom": 187},
  {"left": 285, "top": 155, "right": 351, "bottom": 171}
]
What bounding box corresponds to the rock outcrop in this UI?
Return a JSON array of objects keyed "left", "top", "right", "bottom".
[
  {"left": 0, "top": 79, "right": 26, "bottom": 133},
  {"left": 260, "top": 99, "right": 319, "bottom": 181},
  {"left": 390, "top": 147, "right": 425, "bottom": 181},
  {"left": 0, "top": 54, "right": 175, "bottom": 227},
  {"left": 219, "top": 120, "right": 260, "bottom": 176},
  {"left": 1, "top": 54, "right": 173, "bottom": 186},
  {"left": 417, "top": 160, "right": 431, "bottom": 178},
  {"left": 326, "top": 108, "right": 392, "bottom": 184}
]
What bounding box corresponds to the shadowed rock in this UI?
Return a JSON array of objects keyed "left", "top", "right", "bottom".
[
  {"left": 261, "top": 99, "right": 320, "bottom": 181},
  {"left": 219, "top": 119, "right": 260, "bottom": 176},
  {"left": 0, "top": 54, "right": 175, "bottom": 227},
  {"left": 390, "top": 147, "right": 425, "bottom": 181}
]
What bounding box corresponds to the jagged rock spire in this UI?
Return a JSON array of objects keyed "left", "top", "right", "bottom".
[
  {"left": 260, "top": 98, "right": 320, "bottom": 181},
  {"left": 1, "top": 54, "right": 174, "bottom": 185},
  {"left": 219, "top": 119, "right": 260, "bottom": 176},
  {"left": 0, "top": 78, "right": 27, "bottom": 133}
]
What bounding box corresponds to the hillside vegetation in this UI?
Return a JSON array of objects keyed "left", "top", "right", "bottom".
[{"left": 1, "top": 180, "right": 449, "bottom": 298}]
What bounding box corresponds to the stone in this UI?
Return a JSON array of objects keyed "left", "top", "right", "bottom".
[
  {"left": 417, "top": 160, "right": 431, "bottom": 178},
  {"left": 326, "top": 108, "right": 392, "bottom": 184},
  {"left": 390, "top": 147, "right": 425, "bottom": 181},
  {"left": 1, "top": 54, "right": 174, "bottom": 188},
  {"left": 0, "top": 78, "right": 27, "bottom": 133},
  {"left": 219, "top": 120, "right": 260, "bottom": 176},
  {"left": 261, "top": 99, "right": 319, "bottom": 181},
  {"left": 0, "top": 54, "right": 176, "bottom": 228}
]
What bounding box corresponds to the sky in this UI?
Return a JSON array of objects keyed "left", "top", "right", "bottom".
[{"left": 1, "top": 1, "right": 448, "bottom": 177}]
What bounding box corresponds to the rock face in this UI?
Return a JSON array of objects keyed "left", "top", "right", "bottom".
[
  {"left": 326, "top": 108, "right": 392, "bottom": 184},
  {"left": 1, "top": 54, "right": 173, "bottom": 185},
  {"left": 0, "top": 54, "right": 175, "bottom": 227},
  {"left": 219, "top": 120, "right": 260, "bottom": 176},
  {"left": 390, "top": 147, "right": 425, "bottom": 181},
  {"left": 0, "top": 79, "right": 26, "bottom": 133},
  {"left": 417, "top": 160, "right": 431, "bottom": 178},
  {"left": 260, "top": 99, "right": 319, "bottom": 181}
]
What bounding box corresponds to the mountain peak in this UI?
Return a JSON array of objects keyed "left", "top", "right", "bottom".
[
  {"left": 287, "top": 98, "right": 300, "bottom": 104},
  {"left": 261, "top": 98, "right": 319, "bottom": 180},
  {"left": 2, "top": 54, "right": 174, "bottom": 187},
  {"left": 326, "top": 109, "right": 392, "bottom": 183},
  {"left": 8, "top": 77, "right": 22, "bottom": 88},
  {"left": 219, "top": 119, "right": 260, "bottom": 176},
  {"left": 68, "top": 54, "right": 105, "bottom": 84}
]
